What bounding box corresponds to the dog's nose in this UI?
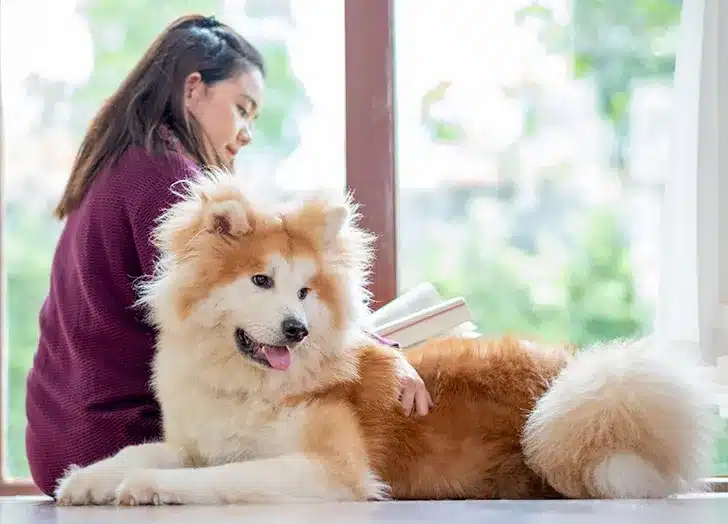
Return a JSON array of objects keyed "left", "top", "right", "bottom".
[{"left": 282, "top": 317, "right": 308, "bottom": 343}]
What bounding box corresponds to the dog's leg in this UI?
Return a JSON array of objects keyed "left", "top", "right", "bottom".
[
  {"left": 55, "top": 442, "right": 186, "bottom": 505},
  {"left": 115, "top": 453, "right": 389, "bottom": 505},
  {"left": 114, "top": 402, "right": 389, "bottom": 505}
]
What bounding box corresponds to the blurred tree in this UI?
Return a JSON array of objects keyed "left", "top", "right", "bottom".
[
  {"left": 517, "top": 0, "right": 682, "bottom": 171},
  {"left": 572, "top": 0, "right": 682, "bottom": 170},
  {"left": 5, "top": 204, "right": 61, "bottom": 477},
  {"left": 425, "top": 208, "right": 647, "bottom": 348},
  {"left": 561, "top": 209, "right": 649, "bottom": 346}
]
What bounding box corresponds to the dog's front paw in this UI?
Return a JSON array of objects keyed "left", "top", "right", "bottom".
[
  {"left": 115, "top": 471, "right": 182, "bottom": 506},
  {"left": 55, "top": 465, "right": 123, "bottom": 506}
]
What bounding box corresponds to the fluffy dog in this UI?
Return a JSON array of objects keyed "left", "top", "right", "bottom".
[{"left": 55, "top": 172, "right": 718, "bottom": 505}]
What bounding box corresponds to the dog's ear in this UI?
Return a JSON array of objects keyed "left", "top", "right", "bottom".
[
  {"left": 154, "top": 171, "right": 258, "bottom": 256},
  {"left": 284, "top": 195, "right": 351, "bottom": 249},
  {"left": 201, "top": 197, "right": 252, "bottom": 238},
  {"left": 322, "top": 204, "right": 348, "bottom": 247}
]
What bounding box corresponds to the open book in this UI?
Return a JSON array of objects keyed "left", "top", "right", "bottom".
[{"left": 368, "top": 282, "right": 480, "bottom": 350}]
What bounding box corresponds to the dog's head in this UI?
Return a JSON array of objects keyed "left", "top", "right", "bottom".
[{"left": 138, "top": 170, "right": 374, "bottom": 391}]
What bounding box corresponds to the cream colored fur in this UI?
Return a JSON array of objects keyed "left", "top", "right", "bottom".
[{"left": 522, "top": 338, "right": 719, "bottom": 498}]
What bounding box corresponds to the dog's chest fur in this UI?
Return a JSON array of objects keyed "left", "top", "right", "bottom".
[{"left": 161, "top": 388, "right": 306, "bottom": 467}]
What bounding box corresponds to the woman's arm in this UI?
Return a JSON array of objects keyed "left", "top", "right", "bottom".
[
  {"left": 364, "top": 329, "right": 433, "bottom": 416},
  {"left": 392, "top": 349, "right": 434, "bottom": 416}
]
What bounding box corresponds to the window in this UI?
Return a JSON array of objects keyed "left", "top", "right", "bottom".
[
  {"left": 1, "top": 0, "right": 726, "bottom": 496},
  {"left": 395, "top": 0, "right": 677, "bottom": 347},
  {"left": 392, "top": 0, "right": 727, "bottom": 476},
  {"left": 393, "top": 0, "right": 727, "bottom": 476},
  {"left": 0, "top": 0, "right": 345, "bottom": 492}
]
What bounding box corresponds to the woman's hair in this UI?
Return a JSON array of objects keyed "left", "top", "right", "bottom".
[{"left": 54, "top": 14, "right": 266, "bottom": 219}]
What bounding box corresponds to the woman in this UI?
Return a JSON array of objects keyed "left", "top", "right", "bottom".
[{"left": 25, "top": 14, "right": 432, "bottom": 497}]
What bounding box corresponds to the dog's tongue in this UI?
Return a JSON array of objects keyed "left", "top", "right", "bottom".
[{"left": 262, "top": 345, "right": 291, "bottom": 371}]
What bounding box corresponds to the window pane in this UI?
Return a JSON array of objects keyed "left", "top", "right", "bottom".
[
  {"left": 0, "top": 0, "right": 344, "bottom": 480},
  {"left": 394, "top": 0, "right": 725, "bottom": 475}
]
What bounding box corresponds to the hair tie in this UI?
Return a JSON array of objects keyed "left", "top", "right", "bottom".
[{"left": 198, "top": 15, "right": 220, "bottom": 29}]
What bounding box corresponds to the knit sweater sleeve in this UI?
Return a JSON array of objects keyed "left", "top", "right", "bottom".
[{"left": 125, "top": 150, "right": 198, "bottom": 278}]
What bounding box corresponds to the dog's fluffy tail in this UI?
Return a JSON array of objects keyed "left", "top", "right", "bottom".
[{"left": 522, "top": 338, "right": 719, "bottom": 499}]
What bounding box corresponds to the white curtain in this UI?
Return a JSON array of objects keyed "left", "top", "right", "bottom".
[{"left": 656, "top": 0, "right": 728, "bottom": 384}]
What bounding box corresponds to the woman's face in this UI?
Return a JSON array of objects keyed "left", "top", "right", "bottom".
[{"left": 184, "top": 68, "right": 265, "bottom": 162}]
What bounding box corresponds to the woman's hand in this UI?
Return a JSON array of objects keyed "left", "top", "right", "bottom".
[{"left": 394, "top": 351, "right": 434, "bottom": 416}]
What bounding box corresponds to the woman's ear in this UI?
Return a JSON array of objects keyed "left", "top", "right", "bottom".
[{"left": 183, "top": 72, "right": 204, "bottom": 110}]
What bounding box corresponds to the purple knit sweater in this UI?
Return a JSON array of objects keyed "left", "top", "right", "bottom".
[{"left": 25, "top": 146, "right": 197, "bottom": 496}]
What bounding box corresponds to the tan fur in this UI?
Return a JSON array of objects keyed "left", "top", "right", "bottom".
[
  {"left": 288, "top": 337, "right": 567, "bottom": 499},
  {"left": 55, "top": 171, "right": 716, "bottom": 506}
]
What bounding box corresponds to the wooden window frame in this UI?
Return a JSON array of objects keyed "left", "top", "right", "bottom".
[
  {"left": 2, "top": 0, "right": 725, "bottom": 498},
  {"left": 344, "top": 0, "right": 398, "bottom": 310}
]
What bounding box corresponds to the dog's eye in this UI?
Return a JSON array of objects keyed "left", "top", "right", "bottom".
[
  {"left": 298, "top": 287, "right": 310, "bottom": 300},
  {"left": 251, "top": 275, "right": 273, "bottom": 289}
]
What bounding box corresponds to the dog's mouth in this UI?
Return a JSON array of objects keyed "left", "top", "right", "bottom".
[{"left": 234, "top": 328, "right": 291, "bottom": 371}]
